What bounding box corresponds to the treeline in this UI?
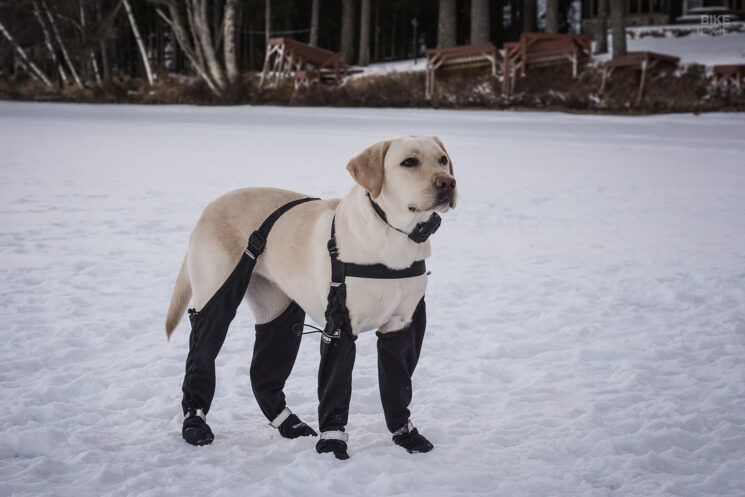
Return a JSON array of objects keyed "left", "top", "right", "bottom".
[{"left": 0, "top": 0, "right": 621, "bottom": 99}]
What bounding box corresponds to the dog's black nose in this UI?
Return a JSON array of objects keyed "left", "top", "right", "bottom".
[{"left": 434, "top": 175, "right": 456, "bottom": 192}]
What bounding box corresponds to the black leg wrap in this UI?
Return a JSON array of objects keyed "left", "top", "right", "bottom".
[
  {"left": 180, "top": 254, "right": 257, "bottom": 446},
  {"left": 250, "top": 301, "right": 305, "bottom": 422},
  {"left": 181, "top": 255, "right": 256, "bottom": 417},
  {"left": 317, "top": 328, "right": 357, "bottom": 434},
  {"left": 377, "top": 298, "right": 427, "bottom": 433}
]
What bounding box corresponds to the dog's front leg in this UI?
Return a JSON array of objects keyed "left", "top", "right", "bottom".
[
  {"left": 316, "top": 327, "right": 356, "bottom": 460},
  {"left": 376, "top": 298, "right": 434, "bottom": 453}
]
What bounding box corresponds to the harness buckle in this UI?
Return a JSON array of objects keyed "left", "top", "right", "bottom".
[{"left": 245, "top": 231, "right": 267, "bottom": 259}]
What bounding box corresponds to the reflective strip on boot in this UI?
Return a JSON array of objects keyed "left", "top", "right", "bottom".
[
  {"left": 269, "top": 407, "right": 292, "bottom": 428},
  {"left": 394, "top": 420, "right": 414, "bottom": 436},
  {"left": 185, "top": 408, "right": 206, "bottom": 422},
  {"left": 320, "top": 430, "right": 349, "bottom": 442}
]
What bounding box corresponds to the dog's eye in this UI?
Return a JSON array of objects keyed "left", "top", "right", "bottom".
[
  {"left": 439, "top": 155, "right": 448, "bottom": 165},
  {"left": 400, "top": 158, "right": 419, "bottom": 168}
]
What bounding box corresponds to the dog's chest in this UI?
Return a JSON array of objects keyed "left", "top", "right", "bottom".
[{"left": 344, "top": 275, "right": 427, "bottom": 334}]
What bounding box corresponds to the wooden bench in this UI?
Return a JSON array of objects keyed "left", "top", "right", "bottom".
[
  {"left": 502, "top": 33, "right": 592, "bottom": 96},
  {"left": 713, "top": 64, "right": 745, "bottom": 93},
  {"left": 294, "top": 67, "right": 364, "bottom": 90},
  {"left": 424, "top": 43, "right": 499, "bottom": 99},
  {"left": 260, "top": 37, "right": 354, "bottom": 90},
  {"left": 599, "top": 51, "right": 680, "bottom": 105}
]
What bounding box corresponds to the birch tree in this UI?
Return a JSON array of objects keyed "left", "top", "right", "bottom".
[
  {"left": 470, "top": 0, "right": 489, "bottom": 44},
  {"left": 223, "top": 0, "right": 238, "bottom": 83},
  {"left": 0, "top": 19, "right": 53, "bottom": 87},
  {"left": 122, "top": 0, "right": 154, "bottom": 85},
  {"left": 437, "top": 0, "right": 456, "bottom": 48},
  {"left": 31, "top": 0, "right": 67, "bottom": 84},
  {"left": 150, "top": 0, "right": 241, "bottom": 96},
  {"left": 41, "top": 0, "right": 83, "bottom": 88},
  {"left": 78, "top": 0, "right": 102, "bottom": 86}
]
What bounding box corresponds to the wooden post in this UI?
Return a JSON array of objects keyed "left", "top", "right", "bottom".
[{"left": 636, "top": 58, "right": 648, "bottom": 105}]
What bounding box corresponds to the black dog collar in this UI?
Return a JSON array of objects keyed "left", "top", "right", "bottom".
[{"left": 367, "top": 193, "right": 441, "bottom": 244}]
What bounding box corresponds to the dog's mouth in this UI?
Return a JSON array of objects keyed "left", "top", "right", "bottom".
[{"left": 409, "top": 198, "right": 454, "bottom": 213}]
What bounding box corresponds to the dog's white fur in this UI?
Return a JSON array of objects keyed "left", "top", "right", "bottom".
[{"left": 165, "top": 135, "right": 456, "bottom": 338}]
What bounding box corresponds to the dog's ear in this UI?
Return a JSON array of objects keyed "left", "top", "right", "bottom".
[
  {"left": 346, "top": 140, "right": 390, "bottom": 199},
  {"left": 432, "top": 136, "right": 454, "bottom": 176}
]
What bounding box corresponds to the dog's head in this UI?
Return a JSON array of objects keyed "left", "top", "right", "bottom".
[{"left": 346, "top": 135, "right": 457, "bottom": 223}]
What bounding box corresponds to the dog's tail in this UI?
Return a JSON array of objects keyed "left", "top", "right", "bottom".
[{"left": 165, "top": 254, "right": 192, "bottom": 341}]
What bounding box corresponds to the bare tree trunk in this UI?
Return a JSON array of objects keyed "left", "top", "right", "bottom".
[
  {"left": 41, "top": 0, "right": 83, "bottom": 88},
  {"left": 31, "top": 0, "right": 67, "bottom": 83},
  {"left": 265, "top": 0, "right": 271, "bottom": 46},
  {"left": 309, "top": 0, "right": 320, "bottom": 46},
  {"left": 153, "top": 1, "right": 221, "bottom": 95},
  {"left": 523, "top": 0, "right": 537, "bottom": 32},
  {"left": 340, "top": 0, "right": 355, "bottom": 64},
  {"left": 358, "top": 0, "right": 370, "bottom": 66},
  {"left": 192, "top": 0, "right": 225, "bottom": 89},
  {"left": 610, "top": 0, "right": 626, "bottom": 58},
  {"left": 223, "top": 0, "right": 238, "bottom": 83},
  {"left": 595, "top": 0, "right": 609, "bottom": 54},
  {"left": 95, "top": 1, "right": 111, "bottom": 80},
  {"left": 78, "top": 0, "right": 102, "bottom": 86},
  {"left": 437, "top": 0, "right": 456, "bottom": 48},
  {"left": 470, "top": 0, "right": 490, "bottom": 44},
  {"left": 545, "top": 0, "right": 559, "bottom": 33},
  {"left": 122, "top": 0, "right": 154, "bottom": 85},
  {"left": 88, "top": 46, "right": 102, "bottom": 86},
  {"left": 373, "top": 3, "right": 380, "bottom": 61},
  {"left": 0, "top": 19, "right": 53, "bottom": 87}
]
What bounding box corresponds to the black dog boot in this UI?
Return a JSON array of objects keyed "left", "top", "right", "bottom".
[
  {"left": 392, "top": 421, "right": 433, "bottom": 454},
  {"left": 270, "top": 407, "right": 318, "bottom": 439},
  {"left": 316, "top": 431, "right": 350, "bottom": 460},
  {"left": 182, "top": 409, "right": 214, "bottom": 446}
]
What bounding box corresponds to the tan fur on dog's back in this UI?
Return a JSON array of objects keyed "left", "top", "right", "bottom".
[{"left": 165, "top": 254, "right": 191, "bottom": 339}]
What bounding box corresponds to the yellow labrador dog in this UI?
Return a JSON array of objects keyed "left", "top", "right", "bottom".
[{"left": 165, "top": 135, "right": 457, "bottom": 459}]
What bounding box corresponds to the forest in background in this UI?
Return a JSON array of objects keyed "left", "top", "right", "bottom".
[
  {"left": 0, "top": 0, "right": 742, "bottom": 114},
  {"left": 0, "top": 0, "right": 586, "bottom": 95}
]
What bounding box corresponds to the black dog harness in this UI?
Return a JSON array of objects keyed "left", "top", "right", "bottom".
[{"left": 321, "top": 207, "right": 438, "bottom": 343}]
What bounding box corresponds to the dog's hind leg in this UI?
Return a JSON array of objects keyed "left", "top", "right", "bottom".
[{"left": 246, "top": 274, "right": 318, "bottom": 439}]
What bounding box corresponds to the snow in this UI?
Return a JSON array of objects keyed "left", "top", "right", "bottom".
[
  {"left": 605, "top": 27, "right": 745, "bottom": 66},
  {"left": 1, "top": 101, "right": 745, "bottom": 497},
  {"left": 361, "top": 23, "right": 745, "bottom": 75}
]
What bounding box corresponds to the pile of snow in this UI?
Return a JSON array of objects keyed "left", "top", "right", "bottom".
[
  {"left": 1, "top": 102, "right": 744, "bottom": 497},
  {"left": 603, "top": 25, "right": 745, "bottom": 66}
]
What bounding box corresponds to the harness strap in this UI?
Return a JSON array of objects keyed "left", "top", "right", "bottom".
[
  {"left": 328, "top": 216, "right": 427, "bottom": 281},
  {"left": 246, "top": 197, "right": 320, "bottom": 259}
]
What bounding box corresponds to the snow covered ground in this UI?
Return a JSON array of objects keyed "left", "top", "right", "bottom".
[
  {"left": 610, "top": 27, "right": 745, "bottom": 66},
  {"left": 1, "top": 102, "right": 744, "bottom": 497}
]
